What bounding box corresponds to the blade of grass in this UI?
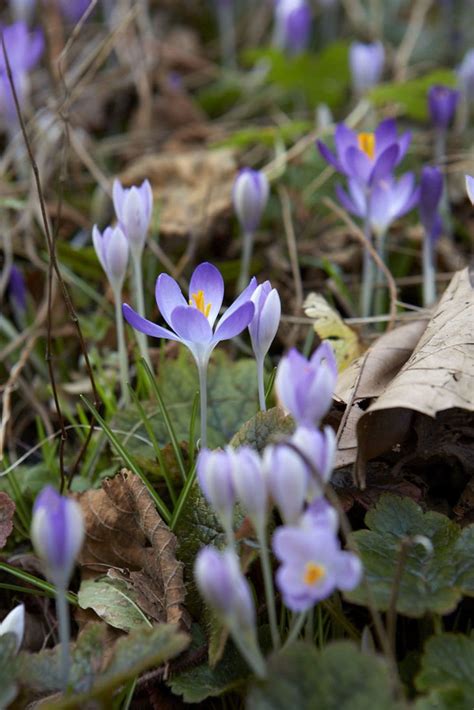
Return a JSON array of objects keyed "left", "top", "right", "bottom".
[
  {"left": 170, "top": 463, "right": 196, "bottom": 531},
  {"left": 139, "top": 359, "right": 187, "bottom": 483},
  {"left": 80, "top": 395, "right": 171, "bottom": 524},
  {"left": 0, "top": 562, "right": 77, "bottom": 604}
]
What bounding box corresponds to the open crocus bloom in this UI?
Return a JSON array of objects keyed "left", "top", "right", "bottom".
[
  {"left": 317, "top": 118, "right": 411, "bottom": 186},
  {"left": 123, "top": 262, "right": 256, "bottom": 368}
]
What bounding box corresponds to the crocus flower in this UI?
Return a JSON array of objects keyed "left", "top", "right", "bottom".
[
  {"left": 275, "top": 342, "right": 337, "bottom": 428},
  {"left": 317, "top": 118, "right": 411, "bottom": 187},
  {"left": 31, "top": 485, "right": 84, "bottom": 588},
  {"left": 0, "top": 604, "right": 24, "bottom": 654},
  {"left": 273, "top": 525, "right": 362, "bottom": 611},
  {"left": 458, "top": 49, "right": 474, "bottom": 102},
  {"left": 231, "top": 447, "right": 268, "bottom": 533},
  {"left": 0, "top": 21, "right": 44, "bottom": 119},
  {"left": 299, "top": 498, "right": 339, "bottom": 534},
  {"left": 336, "top": 172, "right": 419, "bottom": 237},
  {"left": 249, "top": 281, "right": 281, "bottom": 410},
  {"left": 349, "top": 41, "right": 385, "bottom": 96},
  {"left": 290, "top": 425, "right": 336, "bottom": 500},
  {"left": 419, "top": 166, "right": 443, "bottom": 244},
  {"left": 197, "top": 447, "right": 236, "bottom": 538},
  {"left": 428, "top": 85, "right": 459, "bottom": 130},
  {"left": 233, "top": 169, "right": 269, "bottom": 235},
  {"left": 113, "top": 178, "right": 153, "bottom": 258},
  {"left": 92, "top": 224, "right": 129, "bottom": 292},
  {"left": 263, "top": 442, "right": 308, "bottom": 524},
  {"left": 466, "top": 175, "right": 474, "bottom": 205},
  {"left": 274, "top": 0, "right": 312, "bottom": 55},
  {"left": 7, "top": 264, "right": 27, "bottom": 313}
]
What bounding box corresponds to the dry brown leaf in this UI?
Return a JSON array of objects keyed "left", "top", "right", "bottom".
[
  {"left": 78, "top": 470, "right": 190, "bottom": 629},
  {"left": 119, "top": 149, "right": 237, "bottom": 240},
  {"left": 0, "top": 492, "right": 15, "bottom": 549}
]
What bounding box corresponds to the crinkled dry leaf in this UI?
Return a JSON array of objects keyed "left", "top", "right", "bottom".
[
  {"left": 78, "top": 470, "right": 190, "bottom": 629},
  {"left": 0, "top": 492, "right": 15, "bottom": 549}
]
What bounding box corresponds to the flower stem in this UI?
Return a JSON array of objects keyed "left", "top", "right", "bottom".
[
  {"left": 131, "top": 251, "right": 151, "bottom": 367},
  {"left": 113, "top": 287, "right": 129, "bottom": 405},
  {"left": 238, "top": 229, "right": 254, "bottom": 294},
  {"left": 360, "top": 199, "right": 374, "bottom": 318},
  {"left": 422, "top": 234, "right": 436, "bottom": 307},
  {"left": 256, "top": 522, "right": 280, "bottom": 649},
  {"left": 216, "top": 0, "right": 236, "bottom": 69},
  {"left": 256, "top": 356, "right": 267, "bottom": 412},
  {"left": 283, "top": 611, "right": 307, "bottom": 649},
  {"left": 56, "top": 586, "right": 71, "bottom": 692},
  {"left": 198, "top": 361, "right": 208, "bottom": 449},
  {"left": 434, "top": 128, "right": 453, "bottom": 239},
  {"left": 373, "top": 229, "right": 387, "bottom": 320},
  {"left": 229, "top": 622, "right": 267, "bottom": 678}
]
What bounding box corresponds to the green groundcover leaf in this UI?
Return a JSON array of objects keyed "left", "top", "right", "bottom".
[
  {"left": 346, "top": 495, "right": 474, "bottom": 617},
  {"left": 78, "top": 577, "right": 150, "bottom": 632},
  {"left": 230, "top": 407, "right": 295, "bottom": 451},
  {"left": 247, "top": 641, "right": 402, "bottom": 710},
  {"left": 0, "top": 633, "right": 19, "bottom": 708},
  {"left": 369, "top": 69, "right": 457, "bottom": 121},
  {"left": 414, "top": 634, "right": 474, "bottom": 710}
]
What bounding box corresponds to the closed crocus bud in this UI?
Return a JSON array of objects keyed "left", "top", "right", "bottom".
[
  {"left": 263, "top": 443, "right": 308, "bottom": 524},
  {"left": 274, "top": 0, "right": 311, "bottom": 55},
  {"left": 349, "top": 41, "right": 385, "bottom": 96},
  {"left": 232, "top": 447, "right": 268, "bottom": 531},
  {"left": 275, "top": 342, "right": 337, "bottom": 427},
  {"left": 233, "top": 169, "right": 269, "bottom": 234},
  {"left": 249, "top": 281, "right": 281, "bottom": 363},
  {"left": 457, "top": 49, "right": 474, "bottom": 102},
  {"left": 0, "top": 603, "right": 25, "bottom": 654},
  {"left": 290, "top": 425, "right": 336, "bottom": 500},
  {"left": 31, "top": 486, "right": 84, "bottom": 588},
  {"left": 466, "top": 175, "right": 474, "bottom": 205},
  {"left": 113, "top": 178, "right": 153, "bottom": 256},
  {"left": 197, "top": 448, "right": 236, "bottom": 532},
  {"left": 428, "top": 85, "right": 459, "bottom": 130},
  {"left": 195, "top": 547, "right": 256, "bottom": 629},
  {"left": 92, "top": 224, "right": 129, "bottom": 292}
]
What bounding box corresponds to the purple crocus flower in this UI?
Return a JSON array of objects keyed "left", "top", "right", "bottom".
[
  {"left": 458, "top": 49, "right": 474, "bottom": 102},
  {"left": 7, "top": 264, "right": 27, "bottom": 312},
  {"left": 31, "top": 485, "right": 85, "bottom": 588},
  {"left": 274, "top": 0, "right": 311, "bottom": 54},
  {"left": 233, "top": 169, "right": 269, "bottom": 235},
  {"left": 290, "top": 425, "right": 336, "bottom": 500},
  {"left": 249, "top": 281, "right": 281, "bottom": 410},
  {"left": 0, "top": 21, "right": 44, "bottom": 118},
  {"left": 349, "top": 41, "right": 385, "bottom": 96},
  {"left": 336, "top": 172, "right": 419, "bottom": 236},
  {"left": 0, "top": 604, "right": 25, "bottom": 654},
  {"left": 428, "top": 85, "right": 459, "bottom": 130},
  {"left": 197, "top": 447, "right": 236, "bottom": 534},
  {"left": 275, "top": 342, "right": 337, "bottom": 428},
  {"left": 92, "top": 224, "right": 129, "bottom": 292},
  {"left": 263, "top": 442, "right": 308, "bottom": 524},
  {"left": 299, "top": 498, "right": 339, "bottom": 534},
  {"left": 273, "top": 525, "right": 362, "bottom": 611},
  {"left": 195, "top": 547, "right": 256, "bottom": 629},
  {"left": 419, "top": 166, "right": 443, "bottom": 244},
  {"left": 113, "top": 178, "right": 153, "bottom": 257},
  {"left": 317, "top": 118, "right": 411, "bottom": 187},
  {"left": 231, "top": 447, "right": 269, "bottom": 532}
]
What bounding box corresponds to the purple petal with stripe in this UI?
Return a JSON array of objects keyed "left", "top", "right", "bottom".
[
  {"left": 368, "top": 144, "right": 399, "bottom": 185},
  {"left": 170, "top": 306, "right": 213, "bottom": 344},
  {"left": 213, "top": 302, "right": 255, "bottom": 343},
  {"left": 155, "top": 273, "right": 187, "bottom": 328},
  {"left": 189, "top": 262, "right": 224, "bottom": 326},
  {"left": 122, "top": 304, "right": 180, "bottom": 341}
]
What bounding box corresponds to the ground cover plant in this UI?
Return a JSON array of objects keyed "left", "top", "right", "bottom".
[{"left": 0, "top": 0, "right": 473, "bottom": 708}]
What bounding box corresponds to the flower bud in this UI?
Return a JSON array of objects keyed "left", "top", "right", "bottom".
[
  {"left": 457, "top": 49, "right": 474, "bottom": 103},
  {"left": 232, "top": 447, "right": 268, "bottom": 531},
  {"left": 92, "top": 224, "right": 129, "bottom": 291},
  {"left": 248, "top": 281, "right": 281, "bottom": 364},
  {"left": 0, "top": 603, "right": 25, "bottom": 654},
  {"left": 419, "top": 166, "right": 443, "bottom": 244},
  {"left": 290, "top": 425, "right": 336, "bottom": 500},
  {"left": 428, "top": 85, "right": 459, "bottom": 130},
  {"left": 275, "top": 342, "right": 337, "bottom": 427},
  {"left": 7, "top": 264, "right": 27, "bottom": 313},
  {"left": 349, "top": 41, "right": 385, "bottom": 96},
  {"left": 263, "top": 443, "right": 308, "bottom": 524},
  {"left": 113, "top": 178, "right": 153, "bottom": 256},
  {"left": 31, "top": 486, "right": 85, "bottom": 588},
  {"left": 197, "top": 448, "right": 236, "bottom": 529},
  {"left": 195, "top": 547, "right": 256, "bottom": 629},
  {"left": 274, "top": 0, "right": 311, "bottom": 55},
  {"left": 233, "top": 168, "right": 269, "bottom": 234},
  {"left": 466, "top": 175, "right": 474, "bottom": 205}
]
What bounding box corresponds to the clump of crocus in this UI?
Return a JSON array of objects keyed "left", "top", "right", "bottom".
[
  {"left": 349, "top": 41, "right": 385, "bottom": 97},
  {"left": 273, "top": 0, "right": 312, "bottom": 55},
  {"left": 31, "top": 486, "right": 85, "bottom": 691},
  {"left": 233, "top": 168, "right": 269, "bottom": 293},
  {"left": 248, "top": 281, "right": 281, "bottom": 411},
  {"left": 113, "top": 178, "right": 153, "bottom": 366},
  {"left": 92, "top": 224, "right": 130, "bottom": 403},
  {"left": 419, "top": 166, "right": 443, "bottom": 307},
  {"left": 0, "top": 21, "right": 43, "bottom": 122},
  {"left": 0, "top": 603, "right": 25, "bottom": 654},
  {"left": 123, "top": 262, "right": 256, "bottom": 447}
]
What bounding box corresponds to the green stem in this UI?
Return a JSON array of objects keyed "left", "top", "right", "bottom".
[
  {"left": 256, "top": 356, "right": 266, "bottom": 412},
  {"left": 55, "top": 586, "right": 71, "bottom": 692},
  {"left": 238, "top": 230, "right": 254, "bottom": 294},
  {"left": 360, "top": 207, "right": 375, "bottom": 318},
  {"left": 198, "top": 361, "right": 208, "bottom": 449},
  {"left": 0, "top": 562, "right": 77, "bottom": 604},
  {"left": 373, "top": 229, "right": 387, "bottom": 320},
  {"left": 256, "top": 522, "right": 280, "bottom": 649},
  {"left": 131, "top": 252, "right": 151, "bottom": 367},
  {"left": 422, "top": 234, "right": 436, "bottom": 307},
  {"left": 228, "top": 622, "right": 266, "bottom": 679},
  {"left": 114, "top": 287, "right": 129, "bottom": 405},
  {"left": 283, "top": 612, "right": 307, "bottom": 649}
]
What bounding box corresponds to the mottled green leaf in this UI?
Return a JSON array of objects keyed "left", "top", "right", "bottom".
[
  {"left": 369, "top": 70, "right": 457, "bottom": 121},
  {"left": 78, "top": 577, "right": 151, "bottom": 632},
  {"left": 247, "top": 641, "right": 402, "bottom": 710},
  {"left": 0, "top": 633, "right": 18, "bottom": 708},
  {"left": 415, "top": 634, "right": 474, "bottom": 709},
  {"left": 230, "top": 407, "right": 295, "bottom": 451},
  {"left": 346, "top": 495, "right": 474, "bottom": 617}
]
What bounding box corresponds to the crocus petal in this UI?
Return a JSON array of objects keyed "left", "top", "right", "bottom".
[
  {"left": 345, "top": 146, "right": 372, "bottom": 183},
  {"left": 189, "top": 262, "right": 224, "bottom": 326},
  {"left": 335, "top": 184, "right": 361, "bottom": 217},
  {"left": 334, "top": 123, "right": 357, "bottom": 160},
  {"left": 368, "top": 144, "right": 399, "bottom": 185},
  {"left": 213, "top": 302, "right": 255, "bottom": 343},
  {"left": 170, "top": 306, "right": 213, "bottom": 344},
  {"left": 92, "top": 225, "right": 106, "bottom": 272},
  {"left": 155, "top": 273, "right": 187, "bottom": 327},
  {"left": 374, "top": 117, "right": 397, "bottom": 153},
  {"left": 254, "top": 288, "right": 281, "bottom": 356},
  {"left": 122, "top": 304, "right": 180, "bottom": 341},
  {"left": 112, "top": 179, "right": 126, "bottom": 219},
  {"left": 0, "top": 604, "right": 25, "bottom": 654},
  {"left": 317, "top": 140, "right": 342, "bottom": 172},
  {"left": 334, "top": 552, "right": 363, "bottom": 590},
  {"left": 217, "top": 277, "right": 257, "bottom": 328},
  {"left": 396, "top": 131, "right": 412, "bottom": 164},
  {"left": 466, "top": 175, "right": 474, "bottom": 204}
]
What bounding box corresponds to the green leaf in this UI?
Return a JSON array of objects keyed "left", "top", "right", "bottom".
[
  {"left": 78, "top": 577, "right": 151, "bottom": 632},
  {"left": 245, "top": 43, "right": 351, "bottom": 110},
  {"left": 346, "top": 495, "right": 474, "bottom": 617},
  {"left": 213, "top": 121, "right": 312, "bottom": 150},
  {"left": 230, "top": 407, "right": 295, "bottom": 451},
  {"left": 247, "top": 641, "right": 402, "bottom": 710},
  {"left": 369, "top": 70, "right": 457, "bottom": 121},
  {"left": 415, "top": 634, "right": 474, "bottom": 709},
  {"left": 0, "top": 633, "right": 18, "bottom": 708}
]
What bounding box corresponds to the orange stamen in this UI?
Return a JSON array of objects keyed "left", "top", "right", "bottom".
[
  {"left": 357, "top": 132, "right": 376, "bottom": 160},
  {"left": 303, "top": 562, "right": 326, "bottom": 586},
  {"left": 190, "top": 290, "right": 211, "bottom": 318}
]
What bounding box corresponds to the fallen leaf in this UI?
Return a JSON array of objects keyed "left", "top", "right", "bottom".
[
  {"left": 78, "top": 577, "right": 150, "bottom": 632},
  {"left": 0, "top": 492, "right": 15, "bottom": 549},
  {"left": 78, "top": 470, "right": 190, "bottom": 630}
]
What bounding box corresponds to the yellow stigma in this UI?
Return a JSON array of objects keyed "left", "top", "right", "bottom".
[
  {"left": 303, "top": 562, "right": 326, "bottom": 586},
  {"left": 357, "top": 132, "right": 376, "bottom": 160},
  {"left": 190, "top": 290, "right": 211, "bottom": 318}
]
